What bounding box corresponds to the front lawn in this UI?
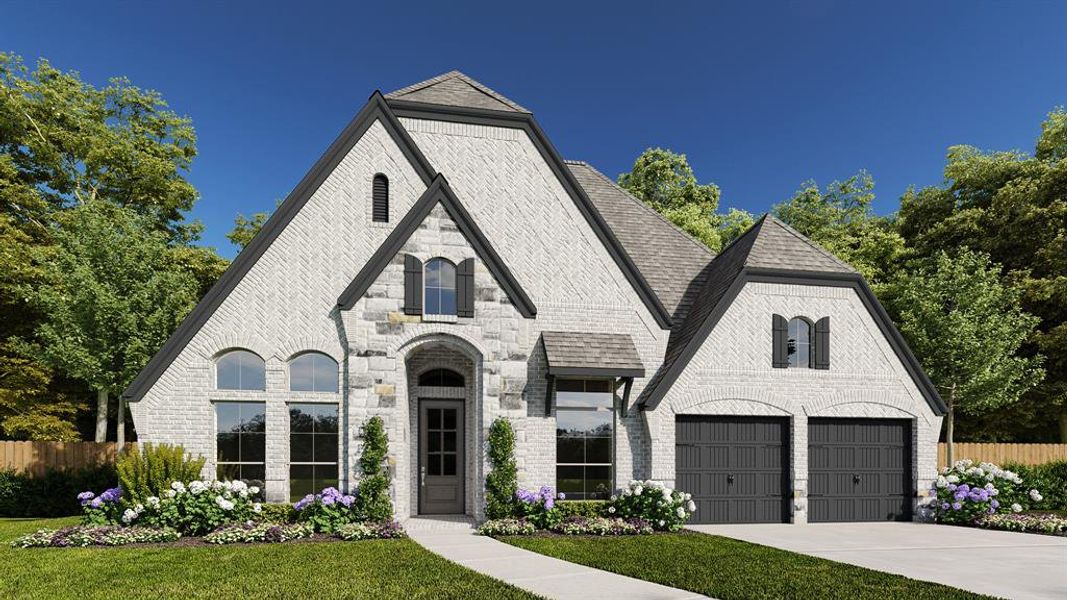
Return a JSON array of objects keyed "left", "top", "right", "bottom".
[
  {"left": 503, "top": 531, "right": 997, "bottom": 600},
  {"left": 0, "top": 518, "right": 537, "bottom": 599}
]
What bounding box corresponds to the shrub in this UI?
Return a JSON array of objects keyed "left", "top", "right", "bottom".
[
  {"left": 355, "top": 416, "right": 393, "bottom": 521},
  {"left": 255, "top": 502, "right": 297, "bottom": 524},
  {"left": 1006, "top": 461, "right": 1067, "bottom": 512},
  {"left": 117, "top": 443, "right": 206, "bottom": 504},
  {"left": 975, "top": 512, "right": 1067, "bottom": 535},
  {"left": 485, "top": 418, "right": 519, "bottom": 519},
  {"left": 0, "top": 465, "right": 116, "bottom": 517},
  {"left": 203, "top": 522, "right": 314, "bottom": 544},
  {"left": 515, "top": 486, "right": 563, "bottom": 529},
  {"left": 609, "top": 480, "right": 695, "bottom": 531},
  {"left": 552, "top": 516, "right": 653, "bottom": 536},
  {"left": 334, "top": 520, "right": 406, "bottom": 540},
  {"left": 477, "top": 518, "right": 537, "bottom": 536},
  {"left": 557, "top": 500, "right": 608, "bottom": 519},
  {"left": 79, "top": 486, "right": 125, "bottom": 525},
  {"left": 293, "top": 486, "right": 359, "bottom": 533},
  {"left": 80, "top": 479, "right": 262, "bottom": 536},
  {"left": 11, "top": 525, "right": 179, "bottom": 548},
  {"left": 929, "top": 460, "right": 1041, "bottom": 524}
]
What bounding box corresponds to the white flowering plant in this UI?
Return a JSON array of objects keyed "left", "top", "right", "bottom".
[
  {"left": 608, "top": 480, "right": 695, "bottom": 532},
  {"left": 929, "top": 460, "right": 1042, "bottom": 525},
  {"left": 79, "top": 480, "right": 261, "bottom": 536}
]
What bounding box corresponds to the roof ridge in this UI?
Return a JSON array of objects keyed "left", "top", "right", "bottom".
[
  {"left": 568, "top": 160, "right": 716, "bottom": 259},
  {"left": 385, "top": 70, "right": 530, "bottom": 113},
  {"left": 761, "top": 214, "right": 855, "bottom": 272}
]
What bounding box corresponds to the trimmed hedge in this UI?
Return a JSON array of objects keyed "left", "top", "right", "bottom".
[
  {"left": 1007, "top": 461, "right": 1067, "bottom": 511},
  {"left": 256, "top": 503, "right": 298, "bottom": 524},
  {"left": 0, "top": 465, "right": 117, "bottom": 517},
  {"left": 556, "top": 500, "right": 608, "bottom": 519}
]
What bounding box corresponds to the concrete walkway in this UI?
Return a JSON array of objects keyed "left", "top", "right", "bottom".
[
  {"left": 405, "top": 516, "right": 708, "bottom": 600},
  {"left": 688, "top": 521, "right": 1067, "bottom": 600}
]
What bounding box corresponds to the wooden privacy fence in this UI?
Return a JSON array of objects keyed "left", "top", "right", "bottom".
[
  {"left": 0, "top": 441, "right": 133, "bottom": 477},
  {"left": 939, "top": 443, "right": 1067, "bottom": 467}
]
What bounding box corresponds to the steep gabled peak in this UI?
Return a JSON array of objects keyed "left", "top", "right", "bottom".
[{"left": 385, "top": 71, "right": 530, "bottom": 113}]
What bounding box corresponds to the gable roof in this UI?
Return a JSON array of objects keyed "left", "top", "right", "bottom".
[
  {"left": 638, "top": 215, "right": 946, "bottom": 416},
  {"left": 385, "top": 71, "right": 530, "bottom": 114},
  {"left": 122, "top": 92, "right": 435, "bottom": 403},
  {"left": 336, "top": 174, "right": 536, "bottom": 317},
  {"left": 565, "top": 161, "right": 717, "bottom": 321}
]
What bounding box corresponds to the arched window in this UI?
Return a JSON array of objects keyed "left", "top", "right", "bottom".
[
  {"left": 424, "top": 258, "right": 457, "bottom": 316},
  {"left": 418, "top": 368, "right": 465, "bottom": 387},
  {"left": 787, "top": 317, "right": 812, "bottom": 369},
  {"left": 289, "top": 352, "right": 339, "bottom": 393},
  {"left": 372, "top": 174, "right": 389, "bottom": 222},
  {"left": 217, "top": 349, "right": 266, "bottom": 390}
]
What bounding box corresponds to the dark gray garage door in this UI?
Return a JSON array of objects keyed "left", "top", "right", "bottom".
[
  {"left": 808, "top": 418, "right": 912, "bottom": 522},
  {"left": 676, "top": 416, "right": 790, "bottom": 524}
]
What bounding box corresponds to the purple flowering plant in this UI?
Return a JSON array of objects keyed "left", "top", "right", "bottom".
[
  {"left": 514, "top": 486, "right": 564, "bottom": 528},
  {"left": 79, "top": 487, "right": 124, "bottom": 525},
  {"left": 930, "top": 460, "right": 1043, "bottom": 525},
  {"left": 77, "top": 480, "right": 262, "bottom": 536},
  {"left": 293, "top": 486, "right": 360, "bottom": 533}
]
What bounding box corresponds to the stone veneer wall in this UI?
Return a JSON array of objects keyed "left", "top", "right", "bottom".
[{"left": 647, "top": 282, "right": 943, "bottom": 523}]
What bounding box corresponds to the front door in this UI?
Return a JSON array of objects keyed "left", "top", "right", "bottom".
[{"left": 419, "top": 399, "right": 465, "bottom": 514}]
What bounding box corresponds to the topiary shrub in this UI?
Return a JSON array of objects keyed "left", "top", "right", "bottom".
[
  {"left": 117, "top": 443, "right": 206, "bottom": 503},
  {"left": 255, "top": 502, "right": 297, "bottom": 524},
  {"left": 0, "top": 465, "right": 116, "bottom": 517},
  {"left": 355, "top": 416, "right": 393, "bottom": 521},
  {"left": 485, "top": 417, "right": 518, "bottom": 519},
  {"left": 557, "top": 500, "right": 608, "bottom": 519}
]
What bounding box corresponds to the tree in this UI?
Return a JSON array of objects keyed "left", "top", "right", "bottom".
[
  {"left": 19, "top": 200, "right": 201, "bottom": 442},
  {"left": 897, "top": 108, "right": 1067, "bottom": 441},
  {"left": 773, "top": 171, "right": 906, "bottom": 286},
  {"left": 882, "top": 250, "right": 1044, "bottom": 463},
  {"left": 618, "top": 148, "right": 741, "bottom": 251},
  {"left": 226, "top": 200, "right": 280, "bottom": 251}
]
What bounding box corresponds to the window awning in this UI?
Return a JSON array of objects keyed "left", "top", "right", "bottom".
[{"left": 541, "top": 331, "right": 645, "bottom": 378}]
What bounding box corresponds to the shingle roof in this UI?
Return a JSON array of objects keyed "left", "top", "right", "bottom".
[
  {"left": 565, "top": 161, "right": 717, "bottom": 322},
  {"left": 385, "top": 71, "right": 530, "bottom": 113},
  {"left": 542, "top": 331, "right": 645, "bottom": 377},
  {"left": 638, "top": 214, "right": 856, "bottom": 406}
]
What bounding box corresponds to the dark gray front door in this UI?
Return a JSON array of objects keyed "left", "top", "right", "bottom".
[
  {"left": 419, "top": 399, "right": 464, "bottom": 514},
  {"left": 676, "top": 416, "right": 790, "bottom": 524},
  {"left": 808, "top": 418, "right": 912, "bottom": 522}
]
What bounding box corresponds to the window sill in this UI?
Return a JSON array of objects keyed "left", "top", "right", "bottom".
[{"left": 423, "top": 313, "right": 458, "bottom": 323}]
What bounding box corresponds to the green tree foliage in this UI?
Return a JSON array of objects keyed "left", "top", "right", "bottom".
[
  {"left": 882, "top": 250, "right": 1044, "bottom": 462},
  {"left": 485, "top": 417, "right": 518, "bottom": 519},
  {"left": 898, "top": 108, "right": 1067, "bottom": 441},
  {"left": 356, "top": 416, "right": 392, "bottom": 520},
  {"left": 773, "top": 172, "right": 906, "bottom": 285},
  {"left": 18, "top": 201, "right": 202, "bottom": 441},
  {"left": 619, "top": 148, "right": 746, "bottom": 252},
  {"left": 117, "top": 443, "right": 206, "bottom": 503},
  {"left": 226, "top": 200, "right": 280, "bottom": 251}
]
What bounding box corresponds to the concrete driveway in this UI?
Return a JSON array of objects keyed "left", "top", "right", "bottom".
[{"left": 687, "top": 522, "right": 1067, "bottom": 600}]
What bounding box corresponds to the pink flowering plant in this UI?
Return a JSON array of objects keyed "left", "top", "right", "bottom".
[
  {"left": 609, "top": 480, "right": 695, "bottom": 531},
  {"left": 930, "top": 460, "right": 1043, "bottom": 525},
  {"left": 293, "top": 486, "right": 360, "bottom": 533},
  {"left": 515, "top": 486, "right": 563, "bottom": 528}
]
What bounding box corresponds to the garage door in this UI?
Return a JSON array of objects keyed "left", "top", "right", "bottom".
[
  {"left": 808, "top": 418, "right": 912, "bottom": 522},
  {"left": 676, "top": 416, "right": 790, "bottom": 524}
]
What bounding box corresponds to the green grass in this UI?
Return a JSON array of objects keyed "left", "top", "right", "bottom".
[
  {"left": 504, "top": 532, "right": 998, "bottom": 600},
  {"left": 0, "top": 518, "right": 538, "bottom": 599}
]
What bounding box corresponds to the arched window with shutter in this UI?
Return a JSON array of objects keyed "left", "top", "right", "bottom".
[{"left": 372, "top": 174, "right": 389, "bottom": 222}]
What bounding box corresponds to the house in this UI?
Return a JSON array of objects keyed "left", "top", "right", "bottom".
[{"left": 125, "top": 71, "right": 946, "bottom": 524}]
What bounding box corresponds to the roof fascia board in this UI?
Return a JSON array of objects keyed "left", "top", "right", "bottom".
[
  {"left": 640, "top": 267, "right": 946, "bottom": 416},
  {"left": 122, "top": 93, "right": 435, "bottom": 402},
  {"left": 336, "top": 174, "right": 537, "bottom": 317},
  {"left": 549, "top": 366, "right": 646, "bottom": 378},
  {"left": 387, "top": 99, "right": 674, "bottom": 330}
]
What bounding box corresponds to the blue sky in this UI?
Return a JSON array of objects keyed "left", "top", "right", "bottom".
[{"left": 4, "top": 1, "right": 1065, "bottom": 257}]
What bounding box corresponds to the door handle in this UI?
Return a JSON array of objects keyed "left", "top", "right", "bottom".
[
  {"left": 853, "top": 474, "right": 861, "bottom": 484},
  {"left": 421, "top": 466, "right": 426, "bottom": 487},
  {"left": 727, "top": 473, "right": 735, "bottom": 484}
]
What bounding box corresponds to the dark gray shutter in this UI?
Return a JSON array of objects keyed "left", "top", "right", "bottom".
[
  {"left": 772, "top": 314, "right": 788, "bottom": 368},
  {"left": 372, "top": 174, "right": 389, "bottom": 222},
  {"left": 403, "top": 254, "right": 422, "bottom": 315},
  {"left": 457, "top": 258, "right": 475, "bottom": 317},
  {"left": 814, "top": 316, "right": 830, "bottom": 369}
]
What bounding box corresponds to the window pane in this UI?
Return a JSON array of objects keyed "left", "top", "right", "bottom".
[
  {"left": 586, "top": 436, "right": 611, "bottom": 464},
  {"left": 315, "top": 464, "right": 339, "bottom": 491},
  {"left": 290, "top": 356, "right": 315, "bottom": 391},
  {"left": 313, "top": 433, "right": 338, "bottom": 463},
  {"left": 418, "top": 369, "right": 464, "bottom": 387},
  {"left": 439, "top": 261, "right": 455, "bottom": 288},
  {"left": 218, "top": 463, "right": 241, "bottom": 481},
  {"left": 585, "top": 466, "right": 612, "bottom": 499},
  {"left": 240, "top": 355, "right": 266, "bottom": 390},
  {"left": 442, "top": 454, "right": 456, "bottom": 476},
  {"left": 442, "top": 431, "right": 456, "bottom": 452},
  {"left": 443, "top": 409, "right": 457, "bottom": 430},
  {"left": 290, "top": 465, "right": 315, "bottom": 501},
  {"left": 585, "top": 380, "right": 612, "bottom": 393},
  {"left": 316, "top": 410, "right": 339, "bottom": 434},
  {"left": 425, "top": 260, "right": 441, "bottom": 287},
  {"left": 289, "top": 407, "right": 315, "bottom": 433},
  {"left": 217, "top": 356, "right": 240, "bottom": 390},
  {"left": 217, "top": 403, "right": 241, "bottom": 433},
  {"left": 242, "top": 432, "right": 266, "bottom": 462},
  {"left": 429, "top": 431, "right": 441, "bottom": 452},
  {"left": 428, "top": 408, "right": 441, "bottom": 429},
  {"left": 314, "top": 356, "right": 338, "bottom": 393},
  {"left": 425, "top": 291, "right": 441, "bottom": 315},
  {"left": 440, "top": 289, "right": 456, "bottom": 315},
  {"left": 217, "top": 433, "right": 240, "bottom": 462},
  {"left": 290, "top": 434, "right": 313, "bottom": 462},
  {"left": 556, "top": 410, "right": 612, "bottom": 436},
  {"left": 241, "top": 464, "right": 265, "bottom": 487},
  {"left": 788, "top": 318, "right": 811, "bottom": 368},
  {"left": 428, "top": 454, "right": 441, "bottom": 476},
  {"left": 241, "top": 403, "right": 267, "bottom": 433},
  {"left": 217, "top": 350, "right": 265, "bottom": 390},
  {"left": 556, "top": 436, "right": 584, "bottom": 463},
  {"left": 556, "top": 466, "right": 584, "bottom": 497}
]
